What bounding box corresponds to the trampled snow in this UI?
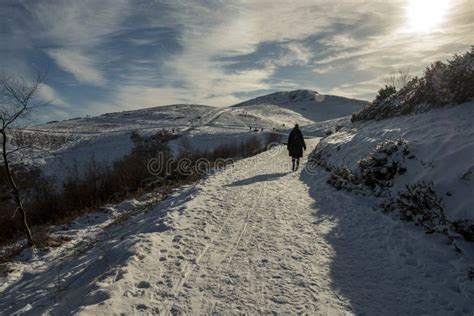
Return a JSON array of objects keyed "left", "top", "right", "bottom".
[{"left": 1, "top": 140, "right": 472, "bottom": 314}]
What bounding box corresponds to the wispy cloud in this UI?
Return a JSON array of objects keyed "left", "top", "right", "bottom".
[
  {"left": 47, "top": 49, "right": 106, "bottom": 86},
  {"left": 0, "top": 0, "right": 472, "bottom": 121},
  {"left": 37, "top": 84, "right": 69, "bottom": 107}
]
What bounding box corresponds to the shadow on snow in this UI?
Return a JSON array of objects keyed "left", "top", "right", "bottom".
[
  {"left": 0, "top": 187, "right": 196, "bottom": 315},
  {"left": 299, "top": 167, "right": 472, "bottom": 315},
  {"left": 226, "top": 172, "right": 289, "bottom": 187}
]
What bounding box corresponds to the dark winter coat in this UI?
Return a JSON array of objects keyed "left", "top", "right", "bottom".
[{"left": 287, "top": 127, "right": 306, "bottom": 158}]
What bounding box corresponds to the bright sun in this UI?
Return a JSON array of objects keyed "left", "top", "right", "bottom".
[{"left": 407, "top": 0, "right": 450, "bottom": 33}]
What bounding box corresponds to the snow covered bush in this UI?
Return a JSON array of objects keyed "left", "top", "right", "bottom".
[
  {"left": 351, "top": 85, "right": 396, "bottom": 121},
  {"left": 396, "top": 182, "right": 447, "bottom": 232},
  {"left": 358, "top": 139, "right": 409, "bottom": 192},
  {"left": 446, "top": 49, "right": 474, "bottom": 104},
  {"left": 311, "top": 98, "right": 474, "bottom": 243},
  {"left": 394, "top": 182, "right": 474, "bottom": 247},
  {"left": 374, "top": 85, "right": 397, "bottom": 105},
  {"left": 327, "top": 166, "right": 359, "bottom": 191},
  {"left": 352, "top": 48, "right": 474, "bottom": 122},
  {"left": 422, "top": 61, "right": 451, "bottom": 106},
  {"left": 320, "top": 138, "right": 410, "bottom": 196}
]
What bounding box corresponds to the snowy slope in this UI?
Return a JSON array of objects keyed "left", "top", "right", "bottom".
[
  {"left": 15, "top": 104, "right": 218, "bottom": 179},
  {"left": 35, "top": 104, "right": 216, "bottom": 133},
  {"left": 233, "top": 90, "right": 368, "bottom": 122},
  {"left": 308, "top": 101, "right": 474, "bottom": 222},
  {"left": 12, "top": 91, "right": 365, "bottom": 180},
  {"left": 1, "top": 140, "right": 472, "bottom": 314}
]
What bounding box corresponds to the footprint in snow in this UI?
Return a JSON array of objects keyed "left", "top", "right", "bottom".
[
  {"left": 172, "top": 235, "right": 183, "bottom": 243},
  {"left": 136, "top": 304, "right": 148, "bottom": 311},
  {"left": 136, "top": 281, "right": 151, "bottom": 289}
]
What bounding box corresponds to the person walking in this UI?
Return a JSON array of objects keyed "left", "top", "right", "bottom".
[{"left": 287, "top": 124, "right": 306, "bottom": 171}]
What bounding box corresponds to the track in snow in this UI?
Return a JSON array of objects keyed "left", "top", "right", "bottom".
[
  {"left": 2, "top": 138, "right": 473, "bottom": 315},
  {"left": 74, "top": 138, "right": 351, "bottom": 314},
  {"left": 80, "top": 138, "right": 473, "bottom": 315}
]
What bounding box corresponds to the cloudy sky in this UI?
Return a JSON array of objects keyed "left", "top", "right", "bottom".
[{"left": 1, "top": 0, "right": 472, "bottom": 122}]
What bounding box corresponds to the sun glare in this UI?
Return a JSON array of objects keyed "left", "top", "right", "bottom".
[{"left": 407, "top": 0, "right": 450, "bottom": 33}]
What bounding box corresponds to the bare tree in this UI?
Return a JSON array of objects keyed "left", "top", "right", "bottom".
[
  {"left": 0, "top": 72, "right": 45, "bottom": 245},
  {"left": 384, "top": 68, "right": 412, "bottom": 91}
]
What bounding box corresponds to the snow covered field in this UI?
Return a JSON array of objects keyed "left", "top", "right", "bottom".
[{"left": 1, "top": 139, "right": 472, "bottom": 314}]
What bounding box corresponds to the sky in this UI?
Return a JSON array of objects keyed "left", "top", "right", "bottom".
[{"left": 1, "top": 0, "right": 472, "bottom": 122}]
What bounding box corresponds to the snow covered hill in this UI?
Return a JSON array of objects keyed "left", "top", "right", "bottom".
[
  {"left": 1, "top": 140, "right": 472, "bottom": 314},
  {"left": 14, "top": 91, "right": 366, "bottom": 179},
  {"left": 233, "top": 90, "right": 369, "bottom": 122},
  {"left": 36, "top": 104, "right": 216, "bottom": 134}
]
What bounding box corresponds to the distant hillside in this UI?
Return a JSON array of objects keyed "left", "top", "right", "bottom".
[
  {"left": 34, "top": 90, "right": 368, "bottom": 133},
  {"left": 16, "top": 90, "right": 368, "bottom": 180},
  {"left": 233, "top": 90, "right": 368, "bottom": 122},
  {"left": 36, "top": 104, "right": 216, "bottom": 133}
]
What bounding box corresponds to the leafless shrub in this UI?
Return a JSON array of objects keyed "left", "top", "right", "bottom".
[{"left": 385, "top": 68, "right": 412, "bottom": 91}]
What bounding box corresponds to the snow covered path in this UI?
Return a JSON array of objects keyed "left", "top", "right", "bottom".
[
  {"left": 1, "top": 139, "right": 473, "bottom": 315},
  {"left": 78, "top": 139, "right": 351, "bottom": 315},
  {"left": 81, "top": 138, "right": 472, "bottom": 315}
]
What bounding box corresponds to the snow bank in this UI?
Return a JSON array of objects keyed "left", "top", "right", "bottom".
[{"left": 309, "top": 101, "right": 474, "bottom": 222}]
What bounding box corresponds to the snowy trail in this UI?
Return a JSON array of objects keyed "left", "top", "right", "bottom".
[
  {"left": 81, "top": 138, "right": 472, "bottom": 315},
  {"left": 1, "top": 139, "right": 473, "bottom": 315},
  {"left": 77, "top": 138, "right": 352, "bottom": 315}
]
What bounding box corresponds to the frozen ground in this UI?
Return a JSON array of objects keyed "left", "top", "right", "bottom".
[{"left": 1, "top": 139, "right": 472, "bottom": 315}]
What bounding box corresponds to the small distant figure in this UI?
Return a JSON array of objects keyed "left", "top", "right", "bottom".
[
  {"left": 249, "top": 126, "right": 252, "bottom": 131},
  {"left": 287, "top": 124, "right": 306, "bottom": 172}
]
